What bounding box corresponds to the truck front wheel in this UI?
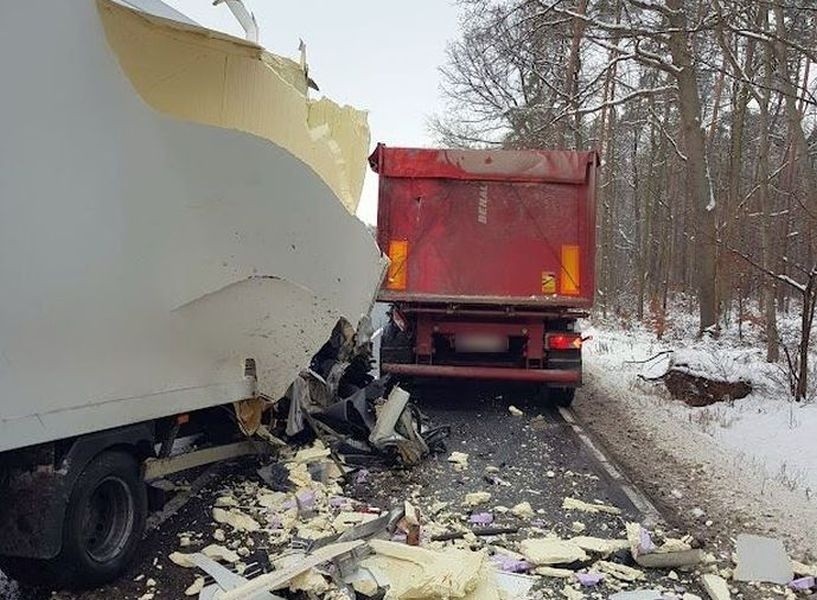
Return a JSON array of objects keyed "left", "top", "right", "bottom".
[
  {"left": 0, "top": 450, "right": 147, "bottom": 588},
  {"left": 61, "top": 450, "right": 147, "bottom": 586}
]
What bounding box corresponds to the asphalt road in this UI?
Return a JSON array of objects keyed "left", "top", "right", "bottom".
[{"left": 1, "top": 383, "right": 704, "bottom": 599}]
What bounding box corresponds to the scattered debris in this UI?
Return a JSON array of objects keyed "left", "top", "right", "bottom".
[
  {"left": 431, "top": 527, "right": 519, "bottom": 542},
  {"left": 281, "top": 317, "right": 449, "bottom": 468},
  {"left": 469, "top": 512, "right": 494, "bottom": 526},
  {"left": 464, "top": 492, "right": 492, "bottom": 506},
  {"left": 595, "top": 560, "right": 645, "bottom": 582},
  {"left": 790, "top": 577, "right": 816, "bottom": 591},
  {"left": 212, "top": 507, "right": 261, "bottom": 533},
  {"left": 491, "top": 554, "right": 530, "bottom": 573},
  {"left": 400, "top": 500, "right": 421, "bottom": 546},
  {"left": 529, "top": 415, "right": 548, "bottom": 431},
  {"left": 575, "top": 571, "right": 604, "bottom": 587},
  {"left": 570, "top": 536, "right": 630, "bottom": 556},
  {"left": 448, "top": 451, "right": 470, "bottom": 470},
  {"left": 150, "top": 318, "right": 753, "bottom": 600},
  {"left": 184, "top": 576, "right": 205, "bottom": 596},
  {"left": 202, "top": 544, "right": 240, "bottom": 564},
  {"left": 793, "top": 561, "right": 817, "bottom": 577},
  {"left": 733, "top": 533, "right": 793, "bottom": 584},
  {"left": 562, "top": 497, "right": 622, "bottom": 515},
  {"left": 360, "top": 539, "right": 487, "bottom": 599},
  {"left": 535, "top": 566, "right": 575, "bottom": 578},
  {"left": 700, "top": 573, "right": 731, "bottom": 600},
  {"left": 625, "top": 522, "right": 702, "bottom": 568},
  {"left": 560, "top": 583, "right": 584, "bottom": 600},
  {"left": 219, "top": 541, "right": 365, "bottom": 599},
  {"left": 508, "top": 405, "right": 524, "bottom": 417},
  {"left": 609, "top": 591, "right": 663, "bottom": 600},
  {"left": 520, "top": 538, "right": 589, "bottom": 566},
  {"left": 511, "top": 501, "right": 535, "bottom": 519}
]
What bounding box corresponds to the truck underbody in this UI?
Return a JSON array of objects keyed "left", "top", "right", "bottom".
[{"left": 380, "top": 301, "right": 584, "bottom": 404}]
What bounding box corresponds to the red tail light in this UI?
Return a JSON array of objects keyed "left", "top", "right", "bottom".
[{"left": 546, "top": 333, "right": 582, "bottom": 350}]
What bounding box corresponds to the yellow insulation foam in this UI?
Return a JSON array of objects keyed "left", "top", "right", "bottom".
[{"left": 96, "top": 0, "right": 369, "bottom": 213}]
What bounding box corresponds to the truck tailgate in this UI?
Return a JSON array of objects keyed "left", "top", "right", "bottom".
[{"left": 371, "top": 146, "right": 598, "bottom": 308}]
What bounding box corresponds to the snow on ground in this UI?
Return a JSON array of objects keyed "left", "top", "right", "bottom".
[{"left": 583, "top": 307, "right": 817, "bottom": 499}]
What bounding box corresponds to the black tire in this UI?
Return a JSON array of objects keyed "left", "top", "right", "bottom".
[
  {"left": 1, "top": 451, "right": 147, "bottom": 589},
  {"left": 550, "top": 387, "right": 576, "bottom": 408}
]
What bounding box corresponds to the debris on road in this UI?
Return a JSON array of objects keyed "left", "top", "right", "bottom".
[
  {"left": 448, "top": 451, "right": 470, "bottom": 470},
  {"left": 464, "top": 491, "right": 492, "bottom": 506},
  {"left": 570, "top": 536, "right": 630, "bottom": 556},
  {"left": 359, "top": 539, "right": 487, "bottom": 599},
  {"left": 793, "top": 561, "right": 817, "bottom": 579},
  {"left": 596, "top": 560, "right": 645, "bottom": 582},
  {"left": 278, "top": 317, "right": 449, "bottom": 469},
  {"left": 508, "top": 405, "right": 524, "bottom": 417},
  {"left": 700, "top": 573, "right": 731, "bottom": 600},
  {"left": 625, "top": 522, "right": 703, "bottom": 568},
  {"left": 575, "top": 571, "right": 604, "bottom": 587},
  {"left": 519, "top": 537, "right": 589, "bottom": 566},
  {"left": 733, "top": 533, "right": 793, "bottom": 584},
  {"left": 511, "top": 501, "right": 535, "bottom": 519},
  {"left": 184, "top": 576, "right": 205, "bottom": 596},
  {"left": 609, "top": 590, "right": 663, "bottom": 600},
  {"left": 562, "top": 496, "right": 622, "bottom": 515},
  {"left": 790, "top": 577, "right": 816, "bottom": 591},
  {"left": 147, "top": 349, "right": 776, "bottom": 600}
]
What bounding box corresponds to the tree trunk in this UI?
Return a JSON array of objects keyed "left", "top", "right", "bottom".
[
  {"left": 563, "top": 0, "right": 588, "bottom": 149},
  {"left": 759, "top": 18, "right": 780, "bottom": 362},
  {"left": 666, "top": 0, "right": 718, "bottom": 334},
  {"left": 795, "top": 275, "right": 815, "bottom": 402}
]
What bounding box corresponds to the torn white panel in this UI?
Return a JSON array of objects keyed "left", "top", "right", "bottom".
[{"left": 0, "top": 1, "right": 386, "bottom": 452}]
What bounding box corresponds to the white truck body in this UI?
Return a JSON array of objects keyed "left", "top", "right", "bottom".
[{"left": 0, "top": 1, "right": 386, "bottom": 453}]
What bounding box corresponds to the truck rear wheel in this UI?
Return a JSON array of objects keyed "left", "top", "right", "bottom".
[
  {"left": 550, "top": 387, "right": 576, "bottom": 408},
  {"left": 0, "top": 450, "right": 147, "bottom": 588}
]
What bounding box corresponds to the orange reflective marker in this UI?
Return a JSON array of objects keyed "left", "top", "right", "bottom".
[
  {"left": 387, "top": 240, "right": 409, "bottom": 290},
  {"left": 560, "top": 245, "right": 581, "bottom": 295}
]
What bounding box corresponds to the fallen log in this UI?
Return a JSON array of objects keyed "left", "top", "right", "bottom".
[{"left": 663, "top": 368, "right": 751, "bottom": 407}]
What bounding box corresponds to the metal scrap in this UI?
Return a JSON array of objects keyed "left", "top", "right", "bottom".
[{"left": 276, "top": 317, "right": 447, "bottom": 468}]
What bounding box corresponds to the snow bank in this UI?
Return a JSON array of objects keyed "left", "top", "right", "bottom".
[{"left": 583, "top": 316, "right": 817, "bottom": 497}]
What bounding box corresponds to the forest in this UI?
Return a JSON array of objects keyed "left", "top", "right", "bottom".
[{"left": 433, "top": 0, "right": 817, "bottom": 399}]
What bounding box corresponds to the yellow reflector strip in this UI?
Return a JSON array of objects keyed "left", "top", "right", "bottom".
[
  {"left": 560, "top": 245, "right": 581, "bottom": 295},
  {"left": 387, "top": 240, "right": 408, "bottom": 290}
]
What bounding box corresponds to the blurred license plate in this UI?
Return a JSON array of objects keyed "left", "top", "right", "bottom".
[{"left": 455, "top": 334, "right": 508, "bottom": 353}]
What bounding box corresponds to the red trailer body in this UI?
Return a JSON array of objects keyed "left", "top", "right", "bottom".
[{"left": 370, "top": 144, "right": 598, "bottom": 402}]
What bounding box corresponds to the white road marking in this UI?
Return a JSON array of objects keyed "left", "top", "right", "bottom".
[{"left": 558, "top": 406, "right": 663, "bottom": 526}]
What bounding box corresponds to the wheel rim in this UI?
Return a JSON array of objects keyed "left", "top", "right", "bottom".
[{"left": 81, "top": 476, "right": 135, "bottom": 563}]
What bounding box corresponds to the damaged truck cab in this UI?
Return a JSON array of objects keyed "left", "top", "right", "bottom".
[
  {"left": 0, "top": 0, "right": 385, "bottom": 588},
  {"left": 371, "top": 145, "right": 598, "bottom": 405}
]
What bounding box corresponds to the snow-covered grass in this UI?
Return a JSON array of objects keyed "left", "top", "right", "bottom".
[{"left": 583, "top": 306, "right": 817, "bottom": 500}]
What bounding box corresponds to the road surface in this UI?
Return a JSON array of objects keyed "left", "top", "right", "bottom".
[{"left": 2, "top": 384, "right": 705, "bottom": 599}]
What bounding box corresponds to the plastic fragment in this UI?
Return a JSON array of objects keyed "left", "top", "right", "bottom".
[
  {"left": 469, "top": 512, "right": 494, "bottom": 525},
  {"left": 576, "top": 572, "right": 604, "bottom": 587}
]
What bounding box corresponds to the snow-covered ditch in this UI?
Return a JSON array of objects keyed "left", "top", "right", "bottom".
[{"left": 583, "top": 316, "right": 817, "bottom": 499}]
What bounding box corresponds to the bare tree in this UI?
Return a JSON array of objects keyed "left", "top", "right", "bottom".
[{"left": 435, "top": 0, "right": 817, "bottom": 395}]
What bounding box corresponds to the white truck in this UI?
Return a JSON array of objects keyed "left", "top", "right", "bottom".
[{"left": 0, "top": 0, "right": 385, "bottom": 587}]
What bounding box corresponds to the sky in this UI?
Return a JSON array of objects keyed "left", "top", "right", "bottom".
[{"left": 162, "top": 0, "right": 461, "bottom": 224}]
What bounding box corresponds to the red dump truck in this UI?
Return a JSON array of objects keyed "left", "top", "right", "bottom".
[{"left": 370, "top": 144, "right": 599, "bottom": 406}]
